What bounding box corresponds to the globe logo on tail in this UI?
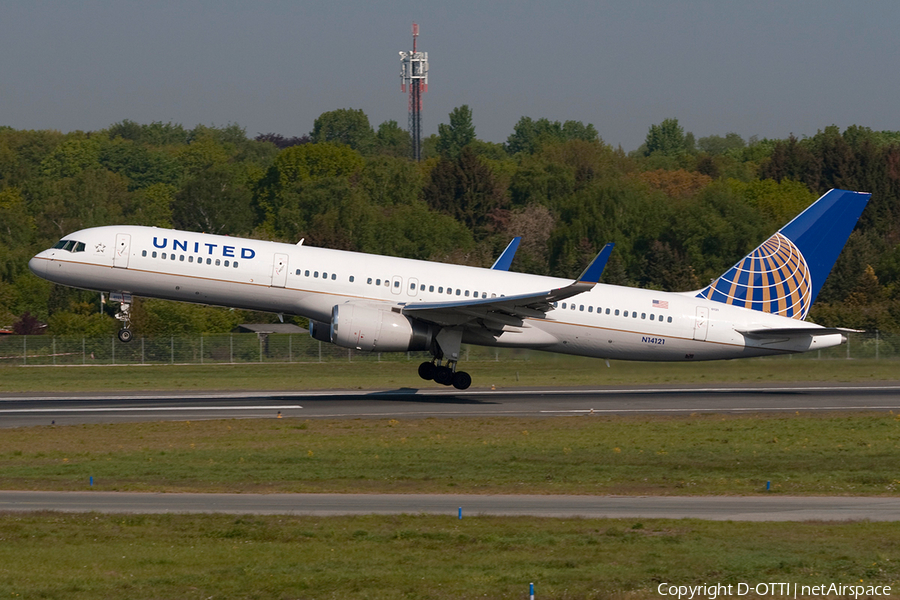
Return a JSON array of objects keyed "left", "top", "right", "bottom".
[{"left": 697, "top": 232, "right": 812, "bottom": 320}]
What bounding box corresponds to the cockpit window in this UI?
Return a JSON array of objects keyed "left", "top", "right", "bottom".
[{"left": 53, "top": 239, "right": 86, "bottom": 252}]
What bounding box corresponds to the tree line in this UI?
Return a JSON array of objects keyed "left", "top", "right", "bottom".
[{"left": 1, "top": 108, "right": 898, "bottom": 336}]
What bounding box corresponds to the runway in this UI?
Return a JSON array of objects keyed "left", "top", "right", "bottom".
[
  {"left": 1, "top": 383, "right": 900, "bottom": 428},
  {"left": 1, "top": 491, "right": 898, "bottom": 521}
]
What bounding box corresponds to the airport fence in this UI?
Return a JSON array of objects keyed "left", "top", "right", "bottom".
[{"left": 0, "top": 331, "right": 898, "bottom": 367}]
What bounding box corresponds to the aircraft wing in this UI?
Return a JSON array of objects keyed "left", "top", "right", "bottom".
[{"left": 402, "top": 248, "right": 608, "bottom": 328}]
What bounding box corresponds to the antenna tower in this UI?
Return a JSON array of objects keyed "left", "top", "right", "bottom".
[{"left": 399, "top": 23, "right": 428, "bottom": 160}]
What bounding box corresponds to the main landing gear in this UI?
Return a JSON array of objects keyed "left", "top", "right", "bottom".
[
  {"left": 418, "top": 327, "right": 471, "bottom": 390},
  {"left": 418, "top": 360, "right": 472, "bottom": 390}
]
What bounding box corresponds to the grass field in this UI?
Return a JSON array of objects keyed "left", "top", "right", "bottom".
[
  {"left": 3, "top": 413, "right": 899, "bottom": 495},
  {"left": 1, "top": 356, "right": 899, "bottom": 393},
  {"left": 0, "top": 512, "right": 897, "bottom": 599}
]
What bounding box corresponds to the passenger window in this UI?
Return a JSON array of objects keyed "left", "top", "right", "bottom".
[
  {"left": 492, "top": 293, "right": 496, "bottom": 298},
  {"left": 316, "top": 272, "right": 320, "bottom": 278},
  {"left": 322, "top": 272, "right": 327, "bottom": 279},
  {"left": 296, "top": 269, "right": 301, "bottom": 275},
  {"left": 233, "top": 262, "right": 239, "bottom": 268},
  {"left": 305, "top": 270, "right": 310, "bottom": 277},
  {"left": 188, "top": 256, "right": 193, "bottom": 263},
  {"left": 152, "top": 251, "right": 157, "bottom": 258},
  {"left": 588, "top": 306, "right": 593, "bottom": 313},
  {"left": 429, "top": 285, "right": 434, "bottom": 292},
  {"left": 223, "top": 260, "right": 228, "bottom": 266},
  {"left": 571, "top": 304, "right": 575, "bottom": 310},
  {"left": 171, "top": 254, "right": 176, "bottom": 260},
  {"left": 181, "top": 255, "right": 185, "bottom": 262},
  {"left": 420, "top": 284, "right": 425, "bottom": 291},
  {"left": 410, "top": 283, "right": 416, "bottom": 290},
  {"left": 667, "top": 316, "right": 673, "bottom": 323},
  {"left": 482, "top": 292, "right": 487, "bottom": 298},
  {"left": 206, "top": 258, "right": 211, "bottom": 265},
  {"left": 447, "top": 288, "right": 453, "bottom": 295},
  {"left": 367, "top": 278, "right": 373, "bottom": 284},
  {"left": 562, "top": 303, "right": 566, "bottom": 309},
  {"left": 142, "top": 250, "right": 147, "bottom": 257},
  {"left": 615, "top": 309, "right": 620, "bottom": 316},
  {"left": 394, "top": 280, "right": 400, "bottom": 288},
  {"left": 606, "top": 308, "right": 610, "bottom": 315},
  {"left": 332, "top": 274, "right": 336, "bottom": 280},
  {"left": 641, "top": 313, "right": 646, "bottom": 319},
  {"left": 215, "top": 259, "right": 220, "bottom": 266},
  {"left": 465, "top": 290, "right": 470, "bottom": 297},
  {"left": 456, "top": 289, "right": 461, "bottom": 296},
  {"left": 162, "top": 253, "right": 167, "bottom": 259},
  {"left": 633, "top": 312, "right": 638, "bottom": 318},
  {"left": 384, "top": 280, "right": 389, "bottom": 287},
  {"left": 650, "top": 314, "right": 655, "bottom": 321},
  {"left": 579, "top": 305, "right": 584, "bottom": 311},
  {"left": 350, "top": 276, "right": 355, "bottom": 282}
]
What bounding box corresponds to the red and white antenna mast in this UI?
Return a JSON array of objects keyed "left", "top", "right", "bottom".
[{"left": 399, "top": 23, "right": 428, "bottom": 161}]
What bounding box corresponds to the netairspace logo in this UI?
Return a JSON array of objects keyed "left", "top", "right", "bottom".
[{"left": 657, "top": 582, "right": 892, "bottom": 599}]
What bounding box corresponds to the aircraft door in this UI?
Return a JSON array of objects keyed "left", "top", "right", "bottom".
[
  {"left": 272, "top": 253, "right": 289, "bottom": 288},
  {"left": 693, "top": 306, "right": 709, "bottom": 341},
  {"left": 407, "top": 277, "right": 419, "bottom": 297},
  {"left": 113, "top": 234, "right": 131, "bottom": 269},
  {"left": 391, "top": 275, "right": 402, "bottom": 295}
]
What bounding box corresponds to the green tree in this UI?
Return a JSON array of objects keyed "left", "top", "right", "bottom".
[
  {"left": 422, "top": 146, "right": 508, "bottom": 239},
  {"left": 436, "top": 105, "right": 476, "bottom": 159},
  {"left": 374, "top": 120, "right": 411, "bottom": 158},
  {"left": 697, "top": 132, "right": 746, "bottom": 155},
  {"left": 311, "top": 108, "right": 375, "bottom": 154},
  {"left": 644, "top": 118, "right": 691, "bottom": 157},
  {"left": 506, "top": 117, "right": 599, "bottom": 155},
  {"left": 172, "top": 165, "right": 254, "bottom": 235}
]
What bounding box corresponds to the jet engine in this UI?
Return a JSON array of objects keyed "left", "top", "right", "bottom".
[
  {"left": 330, "top": 303, "right": 432, "bottom": 352},
  {"left": 308, "top": 320, "right": 332, "bottom": 343}
]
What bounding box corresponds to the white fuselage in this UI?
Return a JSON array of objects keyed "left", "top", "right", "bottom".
[{"left": 29, "top": 225, "right": 844, "bottom": 360}]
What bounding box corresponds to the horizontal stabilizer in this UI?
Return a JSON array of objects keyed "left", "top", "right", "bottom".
[{"left": 737, "top": 327, "right": 861, "bottom": 339}]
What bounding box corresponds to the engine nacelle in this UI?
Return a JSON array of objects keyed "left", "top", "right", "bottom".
[
  {"left": 308, "top": 320, "right": 332, "bottom": 343},
  {"left": 331, "top": 303, "right": 432, "bottom": 352}
]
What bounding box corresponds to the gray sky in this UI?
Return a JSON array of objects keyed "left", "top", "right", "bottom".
[{"left": 2, "top": 1, "right": 897, "bottom": 151}]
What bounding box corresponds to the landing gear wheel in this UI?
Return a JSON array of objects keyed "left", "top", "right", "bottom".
[
  {"left": 433, "top": 366, "right": 454, "bottom": 386},
  {"left": 451, "top": 371, "right": 472, "bottom": 390},
  {"left": 117, "top": 328, "right": 133, "bottom": 343},
  {"left": 418, "top": 361, "right": 435, "bottom": 380}
]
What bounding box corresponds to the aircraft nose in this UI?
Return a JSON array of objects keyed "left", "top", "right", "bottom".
[{"left": 28, "top": 255, "right": 46, "bottom": 277}]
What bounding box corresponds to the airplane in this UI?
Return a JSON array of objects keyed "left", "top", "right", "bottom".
[{"left": 28, "top": 188, "right": 870, "bottom": 390}]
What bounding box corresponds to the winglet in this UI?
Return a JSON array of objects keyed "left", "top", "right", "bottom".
[
  {"left": 491, "top": 237, "right": 521, "bottom": 271},
  {"left": 577, "top": 243, "right": 614, "bottom": 284}
]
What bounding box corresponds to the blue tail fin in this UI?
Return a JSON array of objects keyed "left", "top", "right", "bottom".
[{"left": 696, "top": 189, "right": 870, "bottom": 320}]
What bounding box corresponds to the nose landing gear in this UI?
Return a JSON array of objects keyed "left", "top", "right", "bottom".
[{"left": 113, "top": 296, "right": 134, "bottom": 343}]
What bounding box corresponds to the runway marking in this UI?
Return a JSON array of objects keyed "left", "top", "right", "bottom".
[
  {"left": 542, "top": 405, "right": 900, "bottom": 414},
  {"left": 3, "top": 384, "right": 900, "bottom": 403},
  {"left": 0, "top": 405, "right": 302, "bottom": 413}
]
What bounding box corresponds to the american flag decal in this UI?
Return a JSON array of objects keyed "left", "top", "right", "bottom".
[{"left": 652, "top": 299, "right": 669, "bottom": 309}]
